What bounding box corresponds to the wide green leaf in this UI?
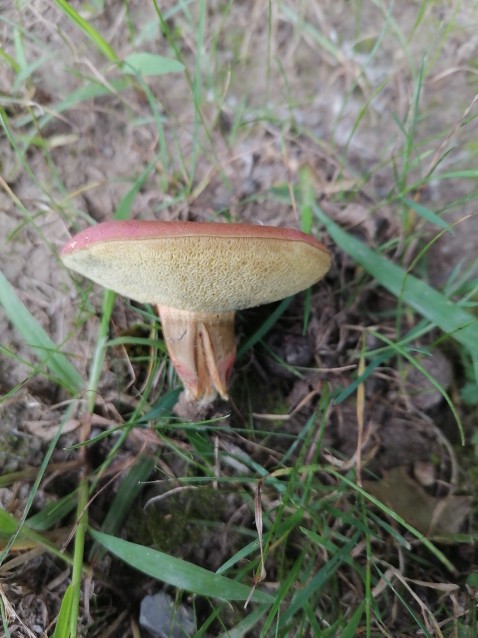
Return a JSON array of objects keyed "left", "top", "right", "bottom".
[
  {"left": 122, "top": 52, "right": 184, "bottom": 76},
  {"left": 90, "top": 530, "right": 273, "bottom": 604}
]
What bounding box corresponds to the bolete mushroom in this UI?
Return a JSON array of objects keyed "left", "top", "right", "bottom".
[{"left": 62, "top": 220, "right": 331, "bottom": 404}]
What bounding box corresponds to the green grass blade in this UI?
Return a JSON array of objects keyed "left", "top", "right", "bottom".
[
  {"left": 0, "top": 271, "right": 83, "bottom": 394},
  {"left": 370, "top": 329, "right": 464, "bottom": 442},
  {"left": 0, "top": 595, "right": 12, "bottom": 638},
  {"left": 237, "top": 296, "right": 293, "bottom": 358},
  {"left": 334, "top": 351, "right": 391, "bottom": 405},
  {"left": 13, "top": 79, "right": 130, "bottom": 132},
  {"left": 0, "top": 404, "right": 76, "bottom": 567},
  {"left": 435, "top": 170, "right": 478, "bottom": 179},
  {"left": 280, "top": 531, "right": 361, "bottom": 624},
  {"left": 137, "top": 388, "right": 182, "bottom": 422},
  {"left": 0, "top": 508, "right": 73, "bottom": 566},
  {"left": 89, "top": 456, "right": 156, "bottom": 561},
  {"left": 374, "top": 564, "right": 433, "bottom": 637},
  {"left": 51, "top": 584, "right": 75, "bottom": 638},
  {"left": 13, "top": 27, "right": 27, "bottom": 70},
  {"left": 90, "top": 530, "right": 274, "bottom": 604},
  {"left": 54, "top": 0, "right": 119, "bottom": 62},
  {"left": 86, "top": 290, "right": 116, "bottom": 412},
  {"left": 314, "top": 205, "right": 478, "bottom": 356},
  {"left": 400, "top": 196, "right": 452, "bottom": 231},
  {"left": 341, "top": 601, "right": 366, "bottom": 638},
  {"left": 217, "top": 510, "right": 304, "bottom": 576},
  {"left": 0, "top": 46, "right": 20, "bottom": 72},
  {"left": 13, "top": 53, "right": 53, "bottom": 91},
  {"left": 299, "top": 166, "right": 314, "bottom": 234},
  {"left": 216, "top": 604, "right": 270, "bottom": 638},
  {"left": 115, "top": 158, "right": 158, "bottom": 220},
  {"left": 27, "top": 494, "right": 77, "bottom": 532},
  {"left": 260, "top": 550, "right": 305, "bottom": 636},
  {"left": 0, "top": 508, "right": 24, "bottom": 536},
  {"left": 190, "top": 0, "right": 206, "bottom": 184}
]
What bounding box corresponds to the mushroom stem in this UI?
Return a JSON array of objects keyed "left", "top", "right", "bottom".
[{"left": 157, "top": 305, "right": 236, "bottom": 404}]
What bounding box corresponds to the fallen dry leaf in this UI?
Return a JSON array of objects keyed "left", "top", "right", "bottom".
[{"left": 363, "top": 466, "right": 471, "bottom": 536}]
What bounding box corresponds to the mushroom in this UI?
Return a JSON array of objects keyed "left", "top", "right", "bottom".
[{"left": 62, "top": 220, "right": 331, "bottom": 405}]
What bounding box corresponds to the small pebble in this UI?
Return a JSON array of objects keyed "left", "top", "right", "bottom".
[{"left": 139, "top": 592, "right": 196, "bottom": 638}]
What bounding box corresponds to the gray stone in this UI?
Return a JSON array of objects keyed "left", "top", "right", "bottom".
[{"left": 139, "top": 592, "right": 196, "bottom": 638}]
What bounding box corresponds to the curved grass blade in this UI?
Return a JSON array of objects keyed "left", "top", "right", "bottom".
[
  {"left": 0, "top": 271, "right": 83, "bottom": 395},
  {"left": 237, "top": 296, "right": 292, "bottom": 359},
  {"left": 400, "top": 197, "right": 453, "bottom": 232},
  {"left": 90, "top": 530, "right": 274, "bottom": 604},
  {"left": 54, "top": 0, "right": 119, "bottom": 62},
  {"left": 0, "top": 508, "right": 73, "bottom": 566},
  {"left": 314, "top": 205, "right": 478, "bottom": 356},
  {"left": 51, "top": 584, "right": 74, "bottom": 638},
  {"left": 216, "top": 604, "right": 270, "bottom": 638},
  {"left": 89, "top": 456, "right": 156, "bottom": 561},
  {"left": 280, "top": 531, "right": 361, "bottom": 624}
]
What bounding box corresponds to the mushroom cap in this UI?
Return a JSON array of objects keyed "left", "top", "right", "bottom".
[{"left": 62, "top": 220, "right": 331, "bottom": 312}]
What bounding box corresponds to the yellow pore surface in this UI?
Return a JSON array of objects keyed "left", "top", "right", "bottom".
[{"left": 63, "top": 235, "right": 331, "bottom": 312}]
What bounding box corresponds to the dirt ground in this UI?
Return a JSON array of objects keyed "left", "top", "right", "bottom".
[{"left": 1, "top": 1, "right": 478, "bottom": 636}]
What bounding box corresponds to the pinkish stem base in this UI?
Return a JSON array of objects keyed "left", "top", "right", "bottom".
[{"left": 157, "top": 305, "right": 237, "bottom": 404}]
